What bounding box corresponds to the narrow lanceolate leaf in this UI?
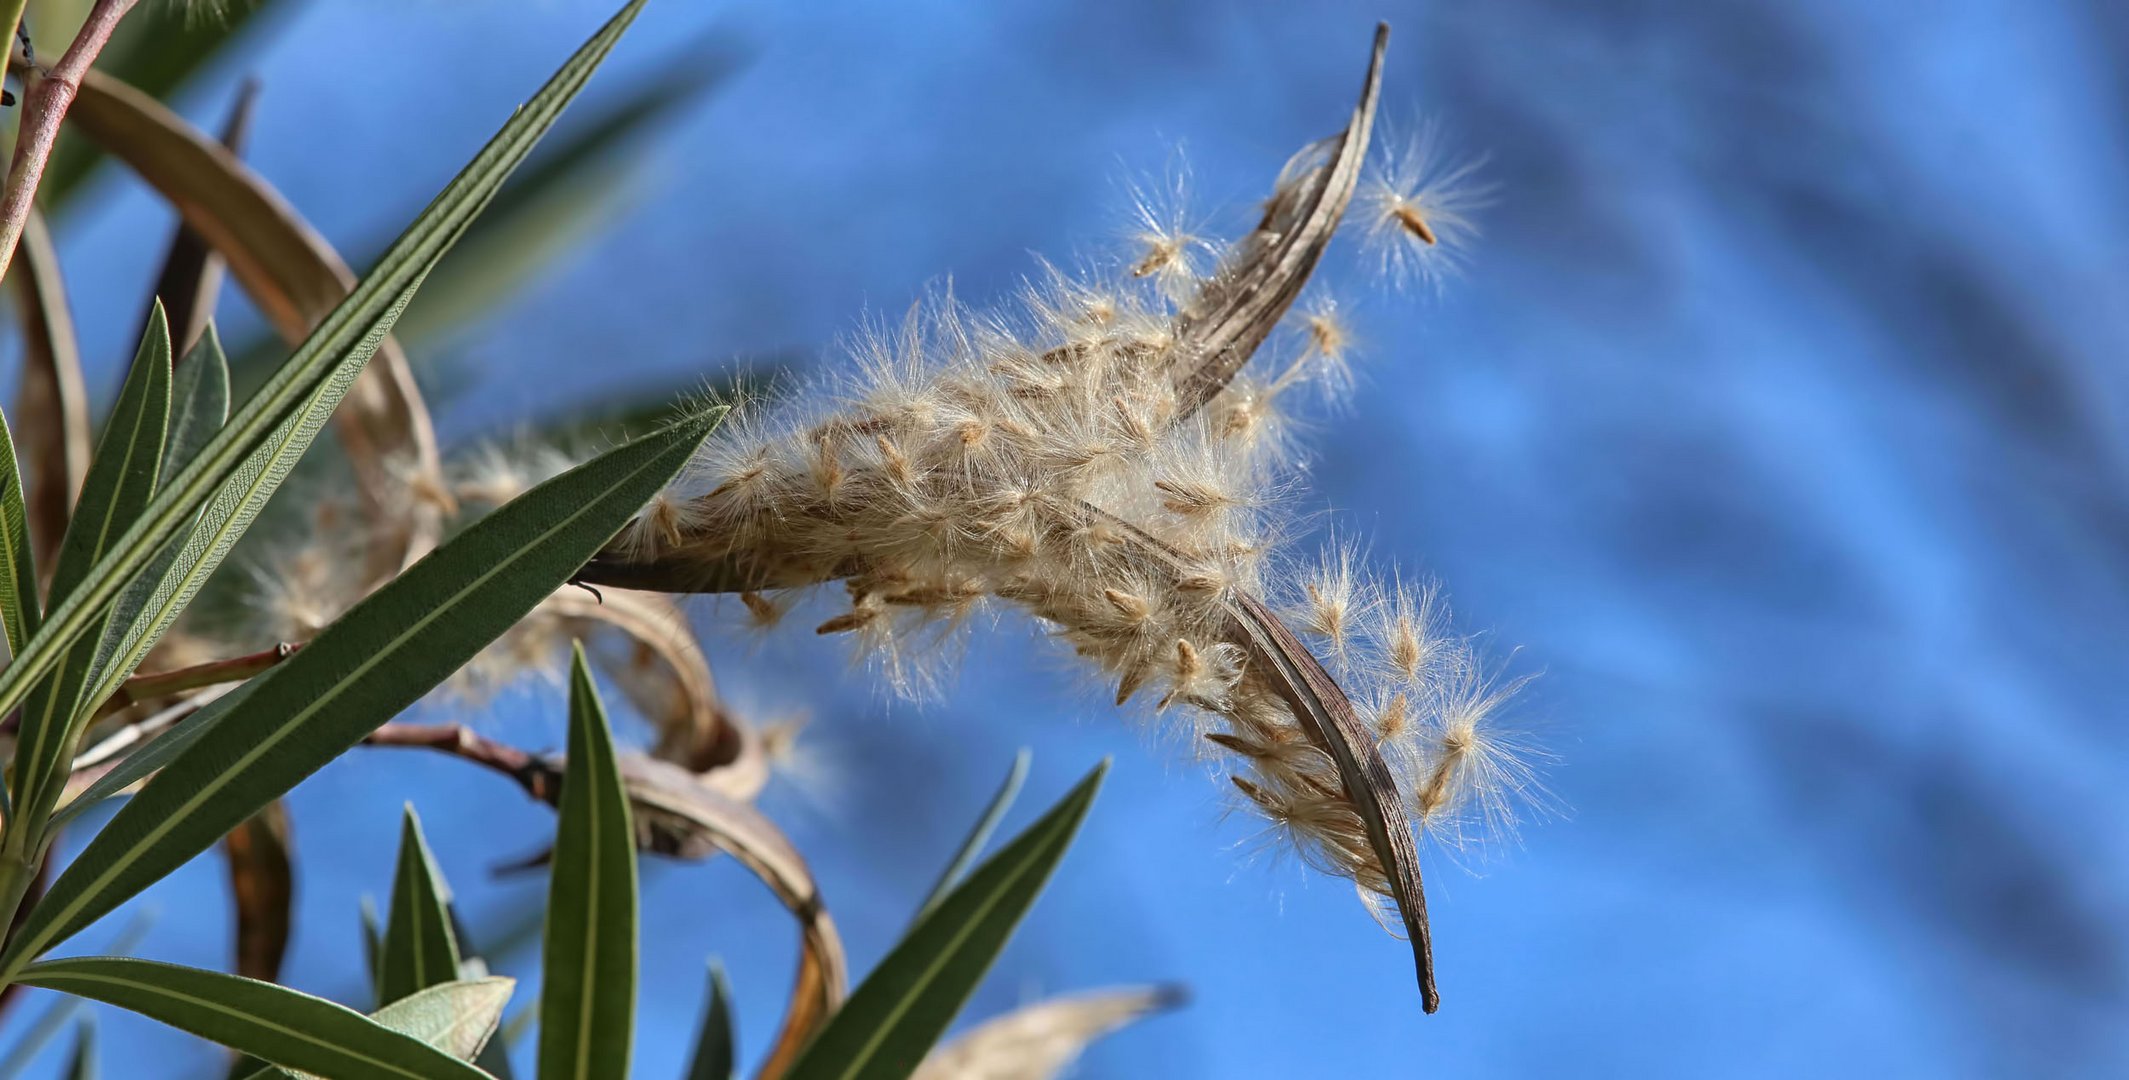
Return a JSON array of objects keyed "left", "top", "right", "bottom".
[
  {"left": 379, "top": 806, "right": 462, "bottom": 1004},
  {"left": 16, "top": 957, "right": 489, "bottom": 1079},
  {"left": 609, "top": 754, "right": 846, "bottom": 1078},
  {"left": 74, "top": 321, "right": 355, "bottom": 748},
  {"left": 76, "top": 326, "right": 233, "bottom": 714},
  {"left": 10, "top": 308, "right": 173, "bottom": 831},
  {"left": 537, "top": 645, "right": 638, "bottom": 1080},
  {"left": 51, "top": 680, "right": 253, "bottom": 830},
  {"left": 360, "top": 896, "right": 385, "bottom": 995},
  {"left": 782, "top": 762, "right": 1109, "bottom": 1080},
  {"left": 5, "top": 409, "right": 719, "bottom": 972},
  {"left": 244, "top": 977, "right": 517, "bottom": 1080},
  {"left": 162, "top": 327, "right": 232, "bottom": 472},
  {"left": 64, "top": 1013, "right": 97, "bottom": 1080},
  {"left": 913, "top": 749, "right": 1029, "bottom": 924},
  {"left": 686, "top": 960, "right": 737, "bottom": 1080},
  {"left": 0, "top": 0, "right": 650, "bottom": 743},
  {"left": 0, "top": 410, "right": 41, "bottom": 653}
]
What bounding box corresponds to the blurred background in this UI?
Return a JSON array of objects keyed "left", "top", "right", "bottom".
[{"left": 4, "top": 0, "right": 2128, "bottom": 1075}]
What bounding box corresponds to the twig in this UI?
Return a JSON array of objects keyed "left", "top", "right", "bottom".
[
  {"left": 0, "top": 0, "right": 140, "bottom": 286},
  {"left": 98, "top": 642, "right": 301, "bottom": 720},
  {"left": 363, "top": 722, "right": 562, "bottom": 803}
]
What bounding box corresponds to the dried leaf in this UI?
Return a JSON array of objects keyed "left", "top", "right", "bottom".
[
  {"left": 612, "top": 753, "right": 846, "bottom": 1079},
  {"left": 146, "top": 79, "right": 258, "bottom": 354},
  {"left": 62, "top": 68, "right": 451, "bottom": 576},
  {"left": 7, "top": 210, "right": 89, "bottom": 571},
  {"left": 223, "top": 799, "right": 294, "bottom": 983},
  {"left": 541, "top": 586, "right": 747, "bottom": 782},
  {"left": 912, "top": 984, "right": 1184, "bottom": 1080}
]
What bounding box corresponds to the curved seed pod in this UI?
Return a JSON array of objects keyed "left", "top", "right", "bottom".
[
  {"left": 60, "top": 68, "right": 451, "bottom": 578},
  {"left": 1166, "top": 23, "right": 1383, "bottom": 417},
  {"left": 562, "top": 24, "right": 1492, "bottom": 1015},
  {"left": 358, "top": 726, "right": 846, "bottom": 1079},
  {"left": 571, "top": 29, "right": 1385, "bottom": 598},
  {"left": 538, "top": 586, "right": 747, "bottom": 781},
  {"left": 610, "top": 754, "right": 845, "bottom": 1079}
]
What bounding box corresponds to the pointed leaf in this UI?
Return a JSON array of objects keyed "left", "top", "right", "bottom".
[
  {"left": 360, "top": 895, "right": 384, "bottom": 997},
  {"left": 0, "top": 410, "right": 40, "bottom": 654},
  {"left": 243, "top": 977, "right": 517, "bottom": 1080},
  {"left": 782, "top": 762, "right": 1108, "bottom": 1080},
  {"left": 4, "top": 408, "right": 719, "bottom": 971},
  {"left": 536, "top": 645, "right": 638, "bottom": 1080},
  {"left": 64, "top": 1013, "right": 96, "bottom": 1080},
  {"left": 10, "top": 307, "right": 173, "bottom": 828},
  {"left": 912, "top": 749, "right": 1028, "bottom": 924},
  {"left": 72, "top": 325, "right": 233, "bottom": 717},
  {"left": 0, "top": 0, "right": 650, "bottom": 754},
  {"left": 163, "top": 326, "right": 232, "bottom": 473},
  {"left": 686, "top": 959, "right": 737, "bottom": 1080},
  {"left": 379, "top": 806, "right": 462, "bottom": 1004},
  {"left": 16, "top": 957, "right": 488, "bottom": 1079}
]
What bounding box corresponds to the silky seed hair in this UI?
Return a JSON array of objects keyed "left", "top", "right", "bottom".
[
  {"left": 1361, "top": 119, "right": 1490, "bottom": 293},
  {"left": 597, "top": 119, "right": 1544, "bottom": 913}
]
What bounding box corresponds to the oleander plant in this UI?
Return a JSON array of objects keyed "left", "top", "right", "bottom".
[{"left": 0, "top": 1, "right": 1540, "bottom": 1076}]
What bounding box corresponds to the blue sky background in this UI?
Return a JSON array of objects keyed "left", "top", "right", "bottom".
[{"left": 5, "top": 0, "right": 2129, "bottom": 1075}]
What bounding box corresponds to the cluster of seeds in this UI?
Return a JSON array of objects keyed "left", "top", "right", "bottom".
[{"left": 588, "top": 98, "right": 1540, "bottom": 921}]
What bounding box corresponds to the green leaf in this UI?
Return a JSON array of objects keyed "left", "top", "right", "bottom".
[
  {"left": 0, "top": 911, "right": 153, "bottom": 1077},
  {"left": 73, "top": 325, "right": 233, "bottom": 724},
  {"left": 0, "top": 0, "right": 650, "bottom": 764},
  {"left": 0, "top": 992, "right": 84, "bottom": 1077},
  {"left": 379, "top": 806, "right": 463, "bottom": 1005},
  {"left": 49, "top": 681, "right": 253, "bottom": 830},
  {"left": 0, "top": 409, "right": 40, "bottom": 655},
  {"left": 64, "top": 1013, "right": 96, "bottom": 1080},
  {"left": 912, "top": 749, "right": 1029, "bottom": 925},
  {"left": 686, "top": 959, "right": 737, "bottom": 1080},
  {"left": 4, "top": 408, "right": 720, "bottom": 972},
  {"left": 163, "top": 326, "right": 232, "bottom": 472},
  {"left": 782, "top": 761, "right": 1109, "bottom": 1080},
  {"left": 241, "top": 977, "right": 517, "bottom": 1080},
  {"left": 9, "top": 306, "right": 173, "bottom": 831},
  {"left": 16, "top": 957, "right": 489, "bottom": 1079},
  {"left": 537, "top": 645, "right": 639, "bottom": 1080},
  {"left": 360, "top": 894, "right": 385, "bottom": 995}
]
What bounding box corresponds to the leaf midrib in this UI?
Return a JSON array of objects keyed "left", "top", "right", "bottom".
[
  {"left": 13, "top": 445, "right": 666, "bottom": 968},
  {"left": 25, "top": 967, "right": 437, "bottom": 1079},
  {"left": 830, "top": 821, "right": 1070, "bottom": 1080}
]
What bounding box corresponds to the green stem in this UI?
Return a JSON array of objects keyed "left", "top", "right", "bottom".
[{"left": 0, "top": 843, "right": 38, "bottom": 973}]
